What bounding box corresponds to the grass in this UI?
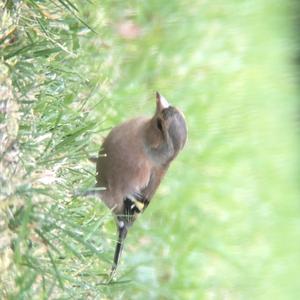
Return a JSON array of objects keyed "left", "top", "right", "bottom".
[{"left": 1, "top": 0, "right": 299, "bottom": 299}]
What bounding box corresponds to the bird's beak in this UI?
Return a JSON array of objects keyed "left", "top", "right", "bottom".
[{"left": 156, "top": 91, "right": 170, "bottom": 111}]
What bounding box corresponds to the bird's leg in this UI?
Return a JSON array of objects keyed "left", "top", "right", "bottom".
[{"left": 110, "top": 219, "right": 128, "bottom": 278}]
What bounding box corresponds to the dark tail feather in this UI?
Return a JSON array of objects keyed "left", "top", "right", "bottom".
[
  {"left": 88, "top": 156, "right": 98, "bottom": 163},
  {"left": 72, "top": 186, "right": 104, "bottom": 197},
  {"left": 110, "top": 222, "right": 128, "bottom": 278}
]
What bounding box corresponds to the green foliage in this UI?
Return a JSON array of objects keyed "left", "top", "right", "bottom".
[
  {"left": 1, "top": 0, "right": 299, "bottom": 299},
  {"left": 1, "top": 1, "right": 113, "bottom": 298}
]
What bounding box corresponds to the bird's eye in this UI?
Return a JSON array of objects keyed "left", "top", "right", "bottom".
[{"left": 156, "top": 119, "right": 163, "bottom": 132}]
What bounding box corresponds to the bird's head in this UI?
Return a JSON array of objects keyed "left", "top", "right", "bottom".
[{"left": 146, "top": 92, "right": 187, "bottom": 163}]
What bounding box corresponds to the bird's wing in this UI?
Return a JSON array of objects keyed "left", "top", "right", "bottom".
[
  {"left": 140, "top": 167, "right": 167, "bottom": 205},
  {"left": 122, "top": 167, "right": 167, "bottom": 223}
]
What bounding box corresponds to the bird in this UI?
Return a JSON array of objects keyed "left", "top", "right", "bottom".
[{"left": 95, "top": 92, "right": 187, "bottom": 277}]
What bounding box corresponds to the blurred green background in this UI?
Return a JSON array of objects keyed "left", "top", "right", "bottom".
[{"left": 1, "top": 0, "right": 299, "bottom": 299}]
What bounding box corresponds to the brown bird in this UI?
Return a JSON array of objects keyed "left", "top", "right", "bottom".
[{"left": 95, "top": 92, "right": 187, "bottom": 276}]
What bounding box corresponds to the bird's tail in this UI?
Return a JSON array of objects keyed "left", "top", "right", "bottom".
[
  {"left": 88, "top": 156, "right": 98, "bottom": 163},
  {"left": 110, "top": 221, "right": 128, "bottom": 278},
  {"left": 72, "top": 186, "right": 104, "bottom": 197}
]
